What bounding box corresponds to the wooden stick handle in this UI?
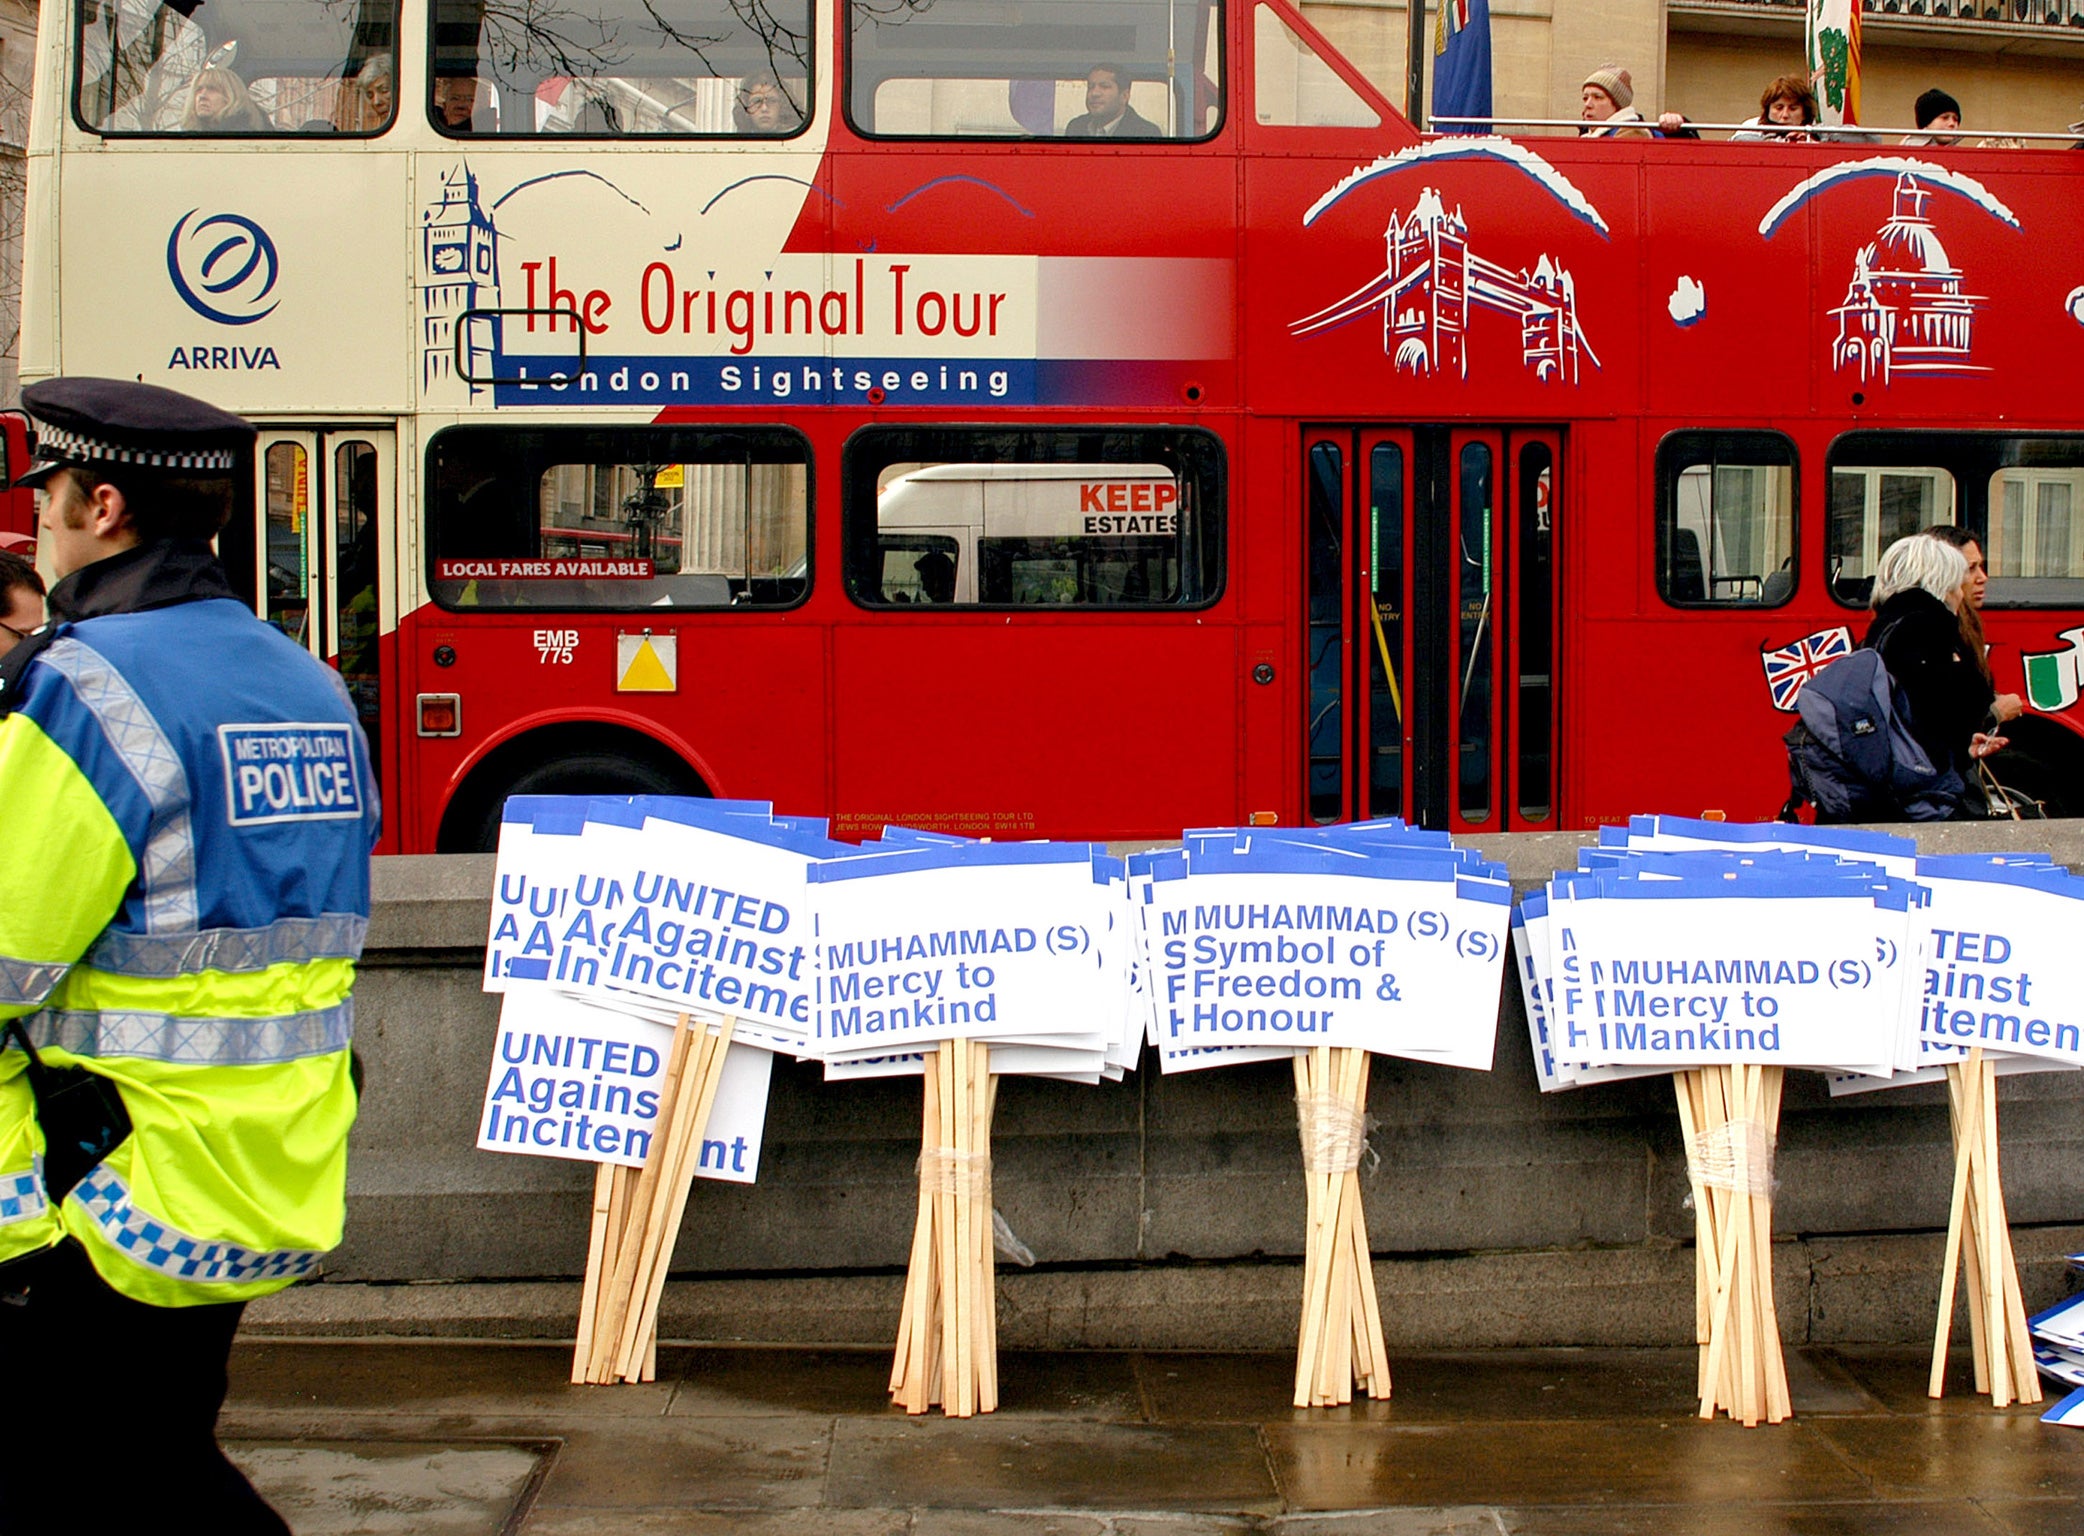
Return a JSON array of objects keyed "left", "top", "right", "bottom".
[
  {"left": 590, "top": 1015, "right": 694, "bottom": 1381},
  {"left": 572, "top": 1161, "right": 618, "bottom": 1384},
  {"left": 1930, "top": 1049, "right": 1985, "bottom": 1399}
]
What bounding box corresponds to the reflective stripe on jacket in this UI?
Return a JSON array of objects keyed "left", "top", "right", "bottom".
[{"left": 0, "top": 594, "right": 377, "bottom": 1305}]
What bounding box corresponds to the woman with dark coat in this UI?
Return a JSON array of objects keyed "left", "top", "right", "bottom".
[{"left": 1864, "top": 534, "right": 2007, "bottom": 787}]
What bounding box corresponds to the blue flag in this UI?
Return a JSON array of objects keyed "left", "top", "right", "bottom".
[{"left": 1431, "top": 0, "right": 1492, "bottom": 135}]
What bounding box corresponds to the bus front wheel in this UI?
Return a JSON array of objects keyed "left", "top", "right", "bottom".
[{"left": 437, "top": 728, "right": 709, "bottom": 852}]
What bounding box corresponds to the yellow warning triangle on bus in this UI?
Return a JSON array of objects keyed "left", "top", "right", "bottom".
[{"left": 616, "top": 633, "right": 677, "bottom": 693}]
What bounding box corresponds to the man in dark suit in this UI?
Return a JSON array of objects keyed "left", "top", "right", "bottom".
[{"left": 1064, "top": 65, "right": 1159, "bottom": 138}]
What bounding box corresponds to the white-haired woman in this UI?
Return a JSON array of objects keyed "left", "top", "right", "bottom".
[{"left": 1866, "top": 534, "right": 2006, "bottom": 792}]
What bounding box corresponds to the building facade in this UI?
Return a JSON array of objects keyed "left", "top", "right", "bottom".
[{"left": 1298, "top": 0, "right": 2084, "bottom": 139}]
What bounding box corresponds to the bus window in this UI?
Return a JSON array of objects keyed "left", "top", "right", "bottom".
[
  {"left": 265, "top": 441, "right": 312, "bottom": 641},
  {"left": 1989, "top": 465, "right": 2084, "bottom": 598},
  {"left": 1826, "top": 465, "right": 1955, "bottom": 606},
  {"left": 334, "top": 439, "right": 383, "bottom": 757},
  {"left": 1456, "top": 441, "right": 1492, "bottom": 824},
  {"left": 1252, "top": 4, "right": 1378, "bottom": 129},
  {"left": 76, "top": 0, "right": 400, "bottom": 135},
  {"left": 848, "top": 0, "right": 1221, "bottom": 140},
  {"left": 1654, "top": 431, "right": 1797, "bottom": 608},
  {"left": 431, "top": 0, "right": 812, "bottom": 137},
  {"left": 425, "top": 427, "right": 809, "bottom": 610},
  {"left": 1514, "top": 439, "right": 1553, "bottom": 823},
  {"left": 879, "top": 535, "right": 962, "bottom": 603},
  {"left": 1305, "top": 440, "right": 1344, "bottom": 823},
  {"left": 1827, "top": 433, "right": 2084, "bottom": 608},
  {"left": 843, "top": 428, "right": 1223, "bottom": 609}
]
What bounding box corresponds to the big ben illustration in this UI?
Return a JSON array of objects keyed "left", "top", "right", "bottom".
[{"left": 422, "top": 164, "right": 501, "bottom": 396}]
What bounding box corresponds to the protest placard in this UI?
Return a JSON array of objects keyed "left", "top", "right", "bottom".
[
  {"left": 1521, "top": 835, "right": 1929, "bottom": 1425},
  {"left": 1127, "top": 824, "right": 1511, "bottom": 1407},
  {"left": 1518, "top": 821, "right": 2075, "bottom": 1423},
  {"left": 1543, "top": 870, "right": 1914, "bottom": 1076},
  {"left": 809, "top": 843, "right": 1119, "bottom": 1057},
  {"left": 488, "top": 798, "right": 823, "bottom": 1054},
  {"left": 1801, "top": 851, "right": 2082, "bottom": 1411},
  {"left": 478, "top": 990, "right": 771, "bottom": 1180},
  {"left": 1908, "top": 860, "right": 2084, "bottom": 1070},
  {"left": 1145, "top": 838, "right": 1509, "bottom": 1071}
]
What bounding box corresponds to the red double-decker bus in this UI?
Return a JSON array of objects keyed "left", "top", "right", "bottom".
[{"left": 28, "top": 0, "right": 2084, "bottom": 849}]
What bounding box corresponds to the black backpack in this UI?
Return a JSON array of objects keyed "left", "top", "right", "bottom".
[{"left": 1781, "top": 648, "right": 1967, "bottom": 823}]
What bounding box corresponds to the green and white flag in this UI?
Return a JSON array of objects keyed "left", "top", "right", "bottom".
[{"left": 1806, "top": 0, "right": 1861, "bottom": 128}]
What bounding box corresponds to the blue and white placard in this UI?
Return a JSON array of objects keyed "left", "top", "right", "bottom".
[
  {"left": 477, "top": 989, "right": 772, "bottom": 1179},
  {"left": 809, "top": 843, "right": 1118, "bottom": 1054},
  {"left": 1543, "top": 867, "right": 1915, "bottom": 1074},
  {"left": 1145, "top": 836, "right": 1510, "bottom": 1070}
]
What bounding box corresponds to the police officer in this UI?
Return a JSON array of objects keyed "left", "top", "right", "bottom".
[{"left": 0, "top": 380, "right": 378, "bottom": 1535}]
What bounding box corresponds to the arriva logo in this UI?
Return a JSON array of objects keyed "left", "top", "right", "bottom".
[{"left": 166, "top": 210, "right": 281, "bottom": 325}]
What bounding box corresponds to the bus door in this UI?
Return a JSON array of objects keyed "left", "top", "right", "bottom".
[
  {"left": 234, "top": 427, "right": 395, "bottom": 793},
  {"left": 1303, "top": 426, "right": 1559, "bottom": 832}
]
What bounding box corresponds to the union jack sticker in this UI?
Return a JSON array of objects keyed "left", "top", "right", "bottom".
[{"left": 1761, "top": 626, "right": 1853, "bottom": 712}]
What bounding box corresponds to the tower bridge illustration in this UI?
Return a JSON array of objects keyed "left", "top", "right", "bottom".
[
  {"left": 1830, "top": 173, "right": 1984, "bottom": 385},
  {"left": 1291, "top": 187, "right": 1599, "bottom": 384}
]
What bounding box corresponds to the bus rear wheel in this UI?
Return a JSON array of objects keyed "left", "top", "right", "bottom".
[
  {"left": 1982, "top": 746, "right": 2075, "bottom": 819},
  {"left": 438, "top": 731, "right": 709, "bottom": 852}
]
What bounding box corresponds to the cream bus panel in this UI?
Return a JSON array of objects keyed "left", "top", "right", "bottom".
[{"left": 55, "top": 153, "right": 411, "bottom": 412}]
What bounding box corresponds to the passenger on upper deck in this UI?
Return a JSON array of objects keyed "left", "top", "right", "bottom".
[
  {"left": 1577, "top": 67, "right": 1688, "bottom": 139},
  {"left": 1901, "top": 88, "right": 1961, "bottom": 147},
  {"left": 182, "top": 64, "right": 269, "bottom": 132},
  {"left": 1730, "top": 74, "right": 1818, "bottom": 142},
  {"left": 1579, "top": 67, "right": 1644, "bottom": 137},
  {"left": 734, "top": 76, "right": 804, "bottom": 134},
  {"left": 434, "top": 73, "right": 488, "bottom": 132},
  {"left": 334, "top": 54, "right": 395, "bottom": 132},
  {"left": 1065, "top": 65, "right": 1159, "bottom": 139}
]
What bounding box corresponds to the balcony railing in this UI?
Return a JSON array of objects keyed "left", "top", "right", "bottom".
[{"left": 1701, "top": 0, "right": 2084, "bottom": 22}]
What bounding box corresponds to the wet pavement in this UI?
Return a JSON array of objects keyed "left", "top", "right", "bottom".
[{"left": 220, "top": 1342, "right": 2083, "bottom": 1535}]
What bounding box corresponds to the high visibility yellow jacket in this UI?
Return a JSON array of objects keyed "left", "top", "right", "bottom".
[{"left": 0, "top": 546, "right": 378, "bottom": 1307}]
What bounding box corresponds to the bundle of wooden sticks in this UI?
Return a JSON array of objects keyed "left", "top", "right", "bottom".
[
  {"left": 1291, "top": 1045, "right": 1391, "bottom": 1408},
  {"left": 890, "top": 1038, "right": 1000, "bottom": 1416},
  {"left": 1930, "top": 1047, "right": 2041, "bottom": 1407},
  {"left": 1673, "top": 1063, "right": 1790, "bottom": 1425},
  {"left": 571, "top": 1014, "right": 737, "bottom": 1385}
]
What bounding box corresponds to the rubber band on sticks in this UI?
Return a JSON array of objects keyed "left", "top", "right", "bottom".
[
  {"left": 1295, "top": 1091, "right": 1374, "bottom": 1175},
  {"left": 1686, "top": 1119, "right": 1777, "bottom": 1198}
]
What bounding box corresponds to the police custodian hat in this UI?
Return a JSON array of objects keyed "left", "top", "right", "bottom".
[{"left": 13, "top": 377, "right": 255, "bottom": 489}]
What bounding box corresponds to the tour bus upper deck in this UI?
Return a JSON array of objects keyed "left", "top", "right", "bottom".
[
  {"left": 37, "top": 0, "right": 2084, "bottom": 426},
  {"left": 54, "top": 0, "right": 1240, "bottom": 142}
]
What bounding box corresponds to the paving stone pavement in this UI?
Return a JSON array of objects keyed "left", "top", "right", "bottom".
[{"left": 217, "top": 1343, "right": 2082, "bottom": 1535}]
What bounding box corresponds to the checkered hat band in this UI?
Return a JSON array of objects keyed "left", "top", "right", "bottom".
[{"left": 29, "top": 421, "right": 238, "bottom": 471}]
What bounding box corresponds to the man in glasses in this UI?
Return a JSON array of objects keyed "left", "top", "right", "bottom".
[{"left": 0, "top": 548, "right": 40, "bottom": 659}]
